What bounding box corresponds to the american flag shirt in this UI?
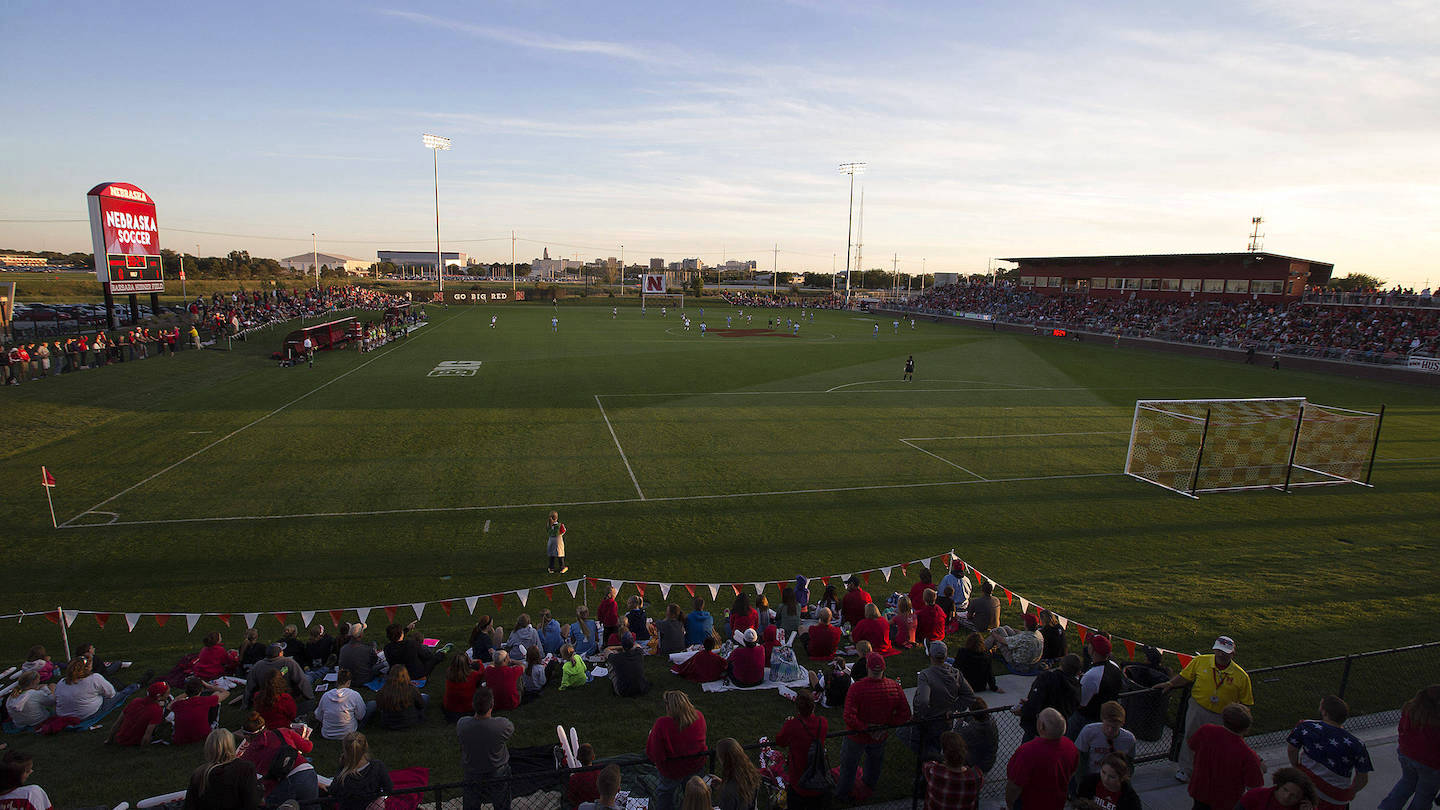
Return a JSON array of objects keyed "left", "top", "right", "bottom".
[{"left": 1287, "top": 720, "right": 1373, "bottom": 789}]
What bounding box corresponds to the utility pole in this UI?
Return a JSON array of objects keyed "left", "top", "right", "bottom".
[
  {"left": 922, "top": 258, "right": 926, "bottom": 292},
  {"left": 312, "top": 233, "right": 318, "bottom": 290},
  {"left": 511, "top": 230, "right": 516, "bottom": 290},
  {"left": 773, "top": 244, "right": 779, "bottom": 294},
  {"left": 619, "top": 244, "right": 624, "bottom": 296},
  {"left": 838, "top": 162, "right": 865, "bottom": 305},
  {"left": 832, "top": 253, "right": 836, "bottom": 294}
]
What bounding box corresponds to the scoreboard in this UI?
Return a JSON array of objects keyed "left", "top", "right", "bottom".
[{"left": 87, "top": 182, "right": 164, "bottom": 294}]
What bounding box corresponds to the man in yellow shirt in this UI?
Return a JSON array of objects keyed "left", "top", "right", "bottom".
[{"left": 1155, "top": 635, "right": 1253, "bottom": 782}]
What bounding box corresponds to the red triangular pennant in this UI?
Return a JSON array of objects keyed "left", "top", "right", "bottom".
[
  {"left": 820, "top": 576, "right": 830, "bottom": 585},
  {"left": 491, "top": 594, "right": 505, "bottom": 610},
  {"left": 94, "top": 613, "right": 110, "bottom": 629},
  {"left": 941, "top": 553, "right": 951, "bottom": 568},
  {"left": 684, "top": 584, "right": 696, "bottom": 597},
  {"left": 155, "top": 614, "right": 170, "bottom": 628},
  {"left": 899, "top": 564, "right": 908, "bottom": 577},
  {"left": 730, "top": 584, "right": 741, "bottom": 596},
  {"left": 384, "top": 606, "right": 398, "bottom": 623},
  {"left": 43, "top": 611, "right": 59, "bottom": 624},
  {"left": 273, "top": 612, "right": 287, "bottom": 626},
  {"left": 776, "top": 581, "right": 787, "bottom": 592},
  {"left": 973, "top": 569, "right": 983, "bottom": 585},
  {"left": 1123, "top": 639, "right": 1137, "bottom": 659},
  {"left": 635, "top": 583, "right": 646, "bottom": 597},
  {"left": 587, "top": 577, "right": 599, "bottom": 588},
  {"left": 1003, "top": 588, "right": 1013, "bottom": 606},
  {"left": 1077, "top": 625, "right": 1090, "bottom": 643},
  {"left": 217, "top": 614, "right": 231, "bottom": 627},
  {"left": 329, "top": 610, "right": 344, "bottom": 626},
  {"left": 1177, "top": 653, "right": 1194, "bottom": 668},
  {"left": 861, "top": 572, "right": 870, "bottom": 584},
  {"left": 440, "top": 600, "right": 453, "bottom": 616}
]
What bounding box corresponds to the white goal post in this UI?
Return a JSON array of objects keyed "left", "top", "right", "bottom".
[{"left": 1125, "top": 397, "right": 1384, "bottom": 498}]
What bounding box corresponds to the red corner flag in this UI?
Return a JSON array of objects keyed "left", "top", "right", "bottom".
[
  {"left": 41, "top": 467, "right": 56, "bottom": 487},
  {"left": 40, "top": 467, "right": 57, "bottom": 528}
]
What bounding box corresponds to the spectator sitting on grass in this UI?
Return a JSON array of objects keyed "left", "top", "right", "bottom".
[
  {"left": 852, "top": 602, "right": 895, "bottom": 656},
  {"left": 711, "top": 737, "right": 762, "bottom": 810},
  {"left": 253, "top": 669, "right": 298, "bottom": 731},
  {"left": 171, "top": 677, "right": 230, "bottom": 746},
  {"left": 274, "top": 625, "right": 302, "bottom": 660},
  {"left": 962, "top": 581, "right": 1001, "bottom": 633},
  {"left": 107, "top": 682, "right": 170, "bottom": 747},
  {"left": 938, "top": 560, "right": 972, "bottom": 609},
  {"left": 505, "top": 614, "right": 543, "bottom": 659},
  {"left": 244, "top": 643, "right": 313, "bottom": 708},
  {"left": 4, "top": 672, "right": 54, "bottom": 730},
  {"left": 383, "top": 621, "right": 447, "bottom": 682},
  {"left": 684, "top": 598, "right": 713, "bottom": 646},
  {"left": 184, "top": 730, "right": 259, "bottom": 809},
  {"left": 727, "top": 593, "right": 759, "bottom": 638},
  {"left": 657, "top": 604, "right": 687, "bottom": 656},
  {"left": 521, "top": 646, "right": 547, "bottom": 703},
  {"left": 537, "top": 609, "right": 565, "bottom": 656},
  {"left": 836, "top": 652, "right": 912, "bottom": 802},
  {"left": 801, "top": 607, "right": 842, "bottom": 661},
  {"left": 468, "top": 616, "right": 497, "bottom": 665},
  {"left": 606, "top": 634, "right": 650, "bottom": 697},
  {"left": 955, "top": 632, "right": 999, "bottom": 695},
  {"left": 908, "top": 566, "right": 935, "bottom": 609},
  {"left": 568, "top": 606, "right": 601, "bottom": 657},
  {"left": 673, "top": 636, "right": 727, "bottom": 684},
  {"left": 840, "top": 575, "right": 873, "bottom": 628},
  {"left": 237, "top": 711, "right": 317, "bottom": 806},
  {"left": 938, "top": 585, "right": 958, "bottom": 622},
  {"left": 560, "top": 644, "right": 589, "bottom": 689},
  {"left": 1039, "top": 610, "right": 1067, "bottom": 664},
  {"left": 755, "top": 593, "right": 776, "bottom": 633},
  {"left": 891, "top": 596, "right": 917, "bottom": 650},
  {"left": 20, "top": 646, "right": 54, "bottom": 683},
  {"left": 626, "top": 596, "right": 652, "bottom": 643},
  {"left": 54, "top": 657, "right": 137, "bottom": 726},
  {"left": 985, "top": 612, "right": 1043, "bottom": 673},
  {"left": 598, "top": 587, "right": 621, "bottom": 640},
  {"left": 568, "top": 743, "right": 600, "bottom": 806},
  {"left": 337, "top": 623, "right": 379, "bottom": 688},
  {"left": 330, "top": 732, "right": 393, "bottom": 810},
  {"left": 1074, "top": 701, "right": 1136, "bottom": 779},
  {"left": 577, "top": 762, "right": 621, "bottom": 810},
  {"left": 482, "top": 649, "right": 524, "bottom": 712},
  {"left": 442, "top": 655, "right": 485, "bottom": 723},
  {"left": 304, "top": 624, "right": 335, "bottom": 670},
  {"left": 238, "top": 628, "right": 267, "bottom": 674},
  {"left": 193, "top": 632, "right": 235, "bottom": 682},
  {"left": 376, "top": 666, "right": 426, "bottom": 730},
  {"left": 315, "top": 669, "right": 371, "bottom": 740},
  {"left": 727, "top": 629, "right": 766, "bottom": 688},
  {"left": 916, "top": 589, "right": 947, "bottom": 644},
  {"left": 817, "top": 584, "right": 840, "bottom": 618}
]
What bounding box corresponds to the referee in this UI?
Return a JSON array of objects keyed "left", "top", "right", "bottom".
[{"left": 904, "top": 355, "right": 915, "bottom": 382}]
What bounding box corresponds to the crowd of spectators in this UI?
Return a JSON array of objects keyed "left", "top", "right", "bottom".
[
  {"left": 2, "top": 566, "right": 1436, "bottom": 810},
  {"left": 901, "top": 281, "right": 1440, "bottom": 362},
  {"left": 719, "top": 291, "right": 846, "bottom": 310}
]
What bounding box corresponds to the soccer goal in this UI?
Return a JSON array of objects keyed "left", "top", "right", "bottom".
[{"left": 1124, "top": 398, "right": 1384, "bottom": 498}]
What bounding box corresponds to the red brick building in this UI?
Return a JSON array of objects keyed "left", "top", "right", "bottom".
[{"left": 1001, "top": 252, "right": 1334, "bottom": 303}]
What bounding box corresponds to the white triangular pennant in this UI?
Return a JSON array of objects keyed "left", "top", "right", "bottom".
[
  {"left": 659, "top": 583, "right": 671, "bottom": 599},
  {"left": 881, "top": 566, "right": 893, "bottom": 582},
  {"left": 1019, "top": 598, "right": 1031, "bottom": 615},
  {"left": 300, "top": 611, "right": 315, "bottom": 628},
  {"left": 243, "top": 613, "right": 259, "bottom": 629},
  {"left": 410, "top": 603, "right": 425, "bottom": 621},
  {"left": 516, "top": 590, "right": 529, "bottom": 607},
  {"left": 356, "top": 607, "right": 372, "bottom": 623},
  {"left": 1057, "top": 615, "right": 1069, "bottom": 630},
  {"left": 63, "top": 610, "right": 78, "bottom": 627},
  {"left": 465, "top": 596, "right": 479, "bottom": 615},
  {"left": 185, "top": 614, "right": 201, "bottom": 632},
  {"left": 125, "top": 613, "right": 141, "bottom": 632},
  {"left": 752, "top": 582, "right": 766, "bottom": 596},
  {"left": 565, "top": 580, "right": 580, "bottom": 598},
  {"left": 609, "top": 579, "right": 624, "bottom": 594},
  {"left": 708, "top": 584, "right": 721, "bottom": 600}
]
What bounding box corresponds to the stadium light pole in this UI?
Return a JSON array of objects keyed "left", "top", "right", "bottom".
[
  {"left": 312, "top": 233, "right": 319, "bottom": 291},
  {"left": 838, "top": 162, "right": 866, "bottom": 305},
  {"left": 422, "top": 133, "right": 451, "bottom": 298}
]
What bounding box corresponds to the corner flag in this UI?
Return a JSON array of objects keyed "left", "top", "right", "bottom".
[
  {"left": 41, "top": 466, "right": 57, "bottom": 528},
  {"left": 42, "top": 466, "right": 56, "bottom": 488}
]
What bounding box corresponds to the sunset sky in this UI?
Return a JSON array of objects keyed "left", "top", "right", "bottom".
[{"left": 3, "top": 1, "right": 1437, "bottom": 287}]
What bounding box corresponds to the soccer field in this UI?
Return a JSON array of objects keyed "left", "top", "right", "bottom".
[{"left": 1, "top": 300, "right": 1437, "bottom": 804}]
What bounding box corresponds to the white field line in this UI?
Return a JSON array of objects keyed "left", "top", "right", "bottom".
[
  {"left": 60, "top": 308, "right": 463, "bottom": 527},
  {"left": 1377, "top": 456, "right": 1440, "bottom": 462},
  {"left": 826, "top": 378, "right": 1035, "bottom": 392},
  {"left": 597, "top": 385, "right": 1228, "bottom": 398},
  {"left": 57, "top": 471, "right": 1127, "bottom": 529},
  {"left": 595, "top": 394, "right": 646, "bottom": 500},
  {"left": 904, "top": 431, "right": 1133, "bottom": 441},
  {"left": 898, "top": 439, "right": 988, "bottom": 481}
]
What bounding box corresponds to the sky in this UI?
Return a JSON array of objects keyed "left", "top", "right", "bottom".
[{"left": 2, "top": 0, "right": 1438, "bottom": 287}]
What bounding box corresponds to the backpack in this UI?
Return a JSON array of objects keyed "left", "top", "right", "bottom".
[
  {"left": 768, "top": 645, "right": 802, "bottom": 683},
  {"left": 796, "top": 718, "right": 834, "bottom": 794},
  {"left": 264, "top": 730, "right": 300, "bottom": 782}
]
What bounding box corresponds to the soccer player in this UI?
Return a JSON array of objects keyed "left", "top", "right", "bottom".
[
  {"left": 700, "top": 321, "right": 707, "bottom": 336},
  {"left": 662, "top": 306, "right": 667, "bottom": 318},
  {"left": 303, "top": 335, "right": 314, "bottom": 367},
  {"left": 490, "top": 315, "right": 498, "bottom": 329},
  {"left": 726, "top": 316, "right": 732, "bottom": 328},
  {"left": 872, "top": 323, "right": 879, "bottom": 339},
  {"left": 551, "top": 315, "right": 559, "bottom": 333},
  {"left": 792, "top": 322, "right": 799, "bottom": 336},
  {"left": 892, "top": 319, "right": 900, "bottom": 334},
  {"left": 910, "top": 318, "right": 916, "bottom": 330},
  {"left": 809, "top": 311, "right": 814, "bottom": 322},
  {"left": 611, "top": 307, "right": 617, "bottom": 319},
  {"left": 904, "top": 356, "right": 915, "bottom": 382}
]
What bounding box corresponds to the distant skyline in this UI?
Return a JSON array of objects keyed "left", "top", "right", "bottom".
[{"left": 2, "top": 1, "right": 1437, "bottom": 287}]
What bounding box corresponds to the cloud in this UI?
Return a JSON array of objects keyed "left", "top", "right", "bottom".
[{"left": 379, "top": 9, "right": 668, "bottom": 65}]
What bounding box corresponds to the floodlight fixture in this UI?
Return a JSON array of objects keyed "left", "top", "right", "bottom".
[
  {"left": 422, "top": 134, "right": 451, "bottom": 294},
  {"left": 422, "top": 133, "right": 451, "bottom": 151}
]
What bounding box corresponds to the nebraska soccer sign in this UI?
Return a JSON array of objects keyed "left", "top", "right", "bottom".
[
  {"left": 643, "top": 274, "right": 666, "bottom": 294},
  {"left": 87, "top": 182, "right": 164, "bottom": 294}
]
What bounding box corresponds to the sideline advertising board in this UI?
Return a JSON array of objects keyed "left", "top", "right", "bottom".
[
  {"left": 86, "top": 182, "right": 163, "bottom": 294},
  {"left": 1407, "top": 355, "right": 1440, "bottom": 374},
  {"left": 446, "top": 290, "right": 522, "bottom": 304}
]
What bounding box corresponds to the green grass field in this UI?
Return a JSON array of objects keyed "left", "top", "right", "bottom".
[{"left": 2, "top": 300, "right": 1437, "bottom": 805}]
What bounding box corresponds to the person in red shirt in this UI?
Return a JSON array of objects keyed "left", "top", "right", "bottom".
[
  {"left": 442, "top": 653, "right": 486, "bottom": 723},
  {"left": 171, "top": 678, "right": 228, "bottom": 745},
  {"left": 915, "top": 588, "right": 948, "bottom": 643},
  {"left": 727, "top": 593, "right": 759, "bottom": 637},
  {"left": 566, "top": 744, "right": 600, "bottom": 805},
  {"left": 803, "top": 608, "right": 843, "bottom": 661},
  {"left": 646, "top": 691, "right": 708, "bottom": 810},
  {"left": 1189, "top": 704, "right": 1266, "bottom": 810},
  {"left": 481, "top": 650, "right": 525, "bottom": 712},
  {"left": 1005, "top": 708, "right": 1079, "bottom": 810},
  {"left": 851, "top": 603, "right": 895, "bottom": 656},
  {"left": 727, "top": 629, "right": 766, "bottom": 687},
  {"left": 1238, "top": 768, "right": 1320, "bottom": 810},
  {"left": 840, "top": 576, "right": 873, "bottom": 628},
  {"left": 192, "top": 632, "right": 235, "bottom": 681},
  {"left": 108, "top": 682, "right": 169, "bottom": 747},
  {"left": 673, "top": 636, "right": 727, "bottom": 683},
  {"left": 253, "top": 670, "right": 297, "bottom": 731},
  {"left": 1379, "top": 684, "right": 1440, "bottom": 810},
  {"left": 836, "top": 653, "right": 912, "bottom": 802},
  {"left": 908, "top": 567, "right": 935, "bottom": 611},
  {"left": 236, "top": 712, "right": 317, "bottom": 804},
  {"left": 923, "top": 731, "right": 983, "bottom": 810},
  {"left": 1076, "top": 753, "right": 1142, "bottom": 810},
  {"left": 598, "top": 587, "right": 621, "bottom": 639},
  {"left": 891, "top": 596, "right": 917, "bottom": 650},
  {"left": 775, "top": 691, "right": 829, "bottom": 810}
]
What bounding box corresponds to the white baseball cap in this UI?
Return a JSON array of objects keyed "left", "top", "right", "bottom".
[{"left": 1212, "top": 636, "right": 1236, "bottom": 654}]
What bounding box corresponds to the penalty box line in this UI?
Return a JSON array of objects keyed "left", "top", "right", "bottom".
[
  {"left": 60, "top": 307, "right": 468, "bottom": 528},
  {"left": 56, "top": 471, "right": 1127, "bottom": 530}
]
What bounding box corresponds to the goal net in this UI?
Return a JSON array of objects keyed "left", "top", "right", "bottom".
[{"left": 1125, "top": 398, "right": 1383, "bottom": 497}]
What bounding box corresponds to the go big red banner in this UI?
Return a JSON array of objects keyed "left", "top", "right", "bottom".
[{"left": 87, "top": 181, "right": 164, "bottom": 293}]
